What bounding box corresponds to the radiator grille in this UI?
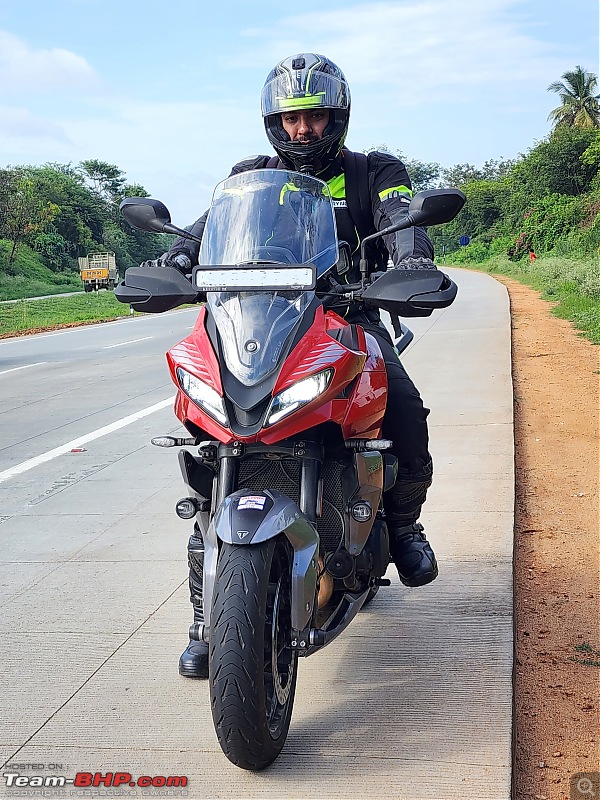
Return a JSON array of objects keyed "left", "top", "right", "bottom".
[{"left": 237, "top": 458, "right": 344, "bottom": 552}]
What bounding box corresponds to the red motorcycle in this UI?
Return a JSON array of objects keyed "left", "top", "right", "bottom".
[{"left": 116, "top": 169, "right": 465, "bottom": 770}]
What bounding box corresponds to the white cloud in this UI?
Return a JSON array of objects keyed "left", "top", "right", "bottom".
[
  {"left": 0, "top": 2, "right": 585, "bottom": 222},
  {"left": 0, "top": 29, "right": 101, "bottom": 95},
  {"left": 240, "top": 0, "right": 565, "bottom": 105},
  {"left": 0, "top": 105, "right": 72, "bottom": 162},
  {"left": 236, "top": 0, "right": 574, "bottom": 166}
]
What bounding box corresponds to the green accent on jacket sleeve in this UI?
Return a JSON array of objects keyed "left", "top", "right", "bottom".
[{"left": 378, "top": 185, "right": 413, "bottom": 201}]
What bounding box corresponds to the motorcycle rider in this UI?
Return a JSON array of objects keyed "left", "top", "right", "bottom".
[{"left": 155, "top": 54, "right": 440, "bottom": 679}]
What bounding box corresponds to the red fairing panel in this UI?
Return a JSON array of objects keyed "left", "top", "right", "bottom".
[
  {"left": 261, "top": 312, "right": 386, "bottom": 444},
  {"left": 166, "top": 307, "right": 222, "bottom": 393},
  {"left": 273, "top": 306, "right": 364, "bottom": 394},
  {"left": 165, "top": 303, "right": 388, "bottom": 446},
  {"left": 167, "top": 308, "right": 235, "bottom": 442},
  {"left": 341, "top": 332, "right": 387, "bottom": 439}
]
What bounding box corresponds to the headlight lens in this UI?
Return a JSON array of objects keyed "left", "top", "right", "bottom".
[
  {"left": 267, "top": 369, "right": 333, "bottom": 426},
  {"left": 176, "top": 367, "right": 228, "bottom": 426}
]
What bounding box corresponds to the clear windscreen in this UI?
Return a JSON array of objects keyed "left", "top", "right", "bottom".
[
  {"left": 199, "top": 169, "right": 338, "bottom": 274},
  {"left": 200, "top": 170, "right": 338, "bottom": 386}
]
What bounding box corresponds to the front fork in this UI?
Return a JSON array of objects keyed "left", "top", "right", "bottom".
[
  {"left": 176, "top": 439, "right": 389, "bottom": 656},
  {"left": 178, "top": 441, "right": 322, "bottom": 643}
]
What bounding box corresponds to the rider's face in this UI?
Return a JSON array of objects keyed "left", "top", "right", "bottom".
[{"left": 281, "top": 109, "right": 330, "bottom": 143}]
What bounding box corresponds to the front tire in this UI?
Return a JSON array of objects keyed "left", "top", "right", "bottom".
[{"left": 209, "top": 537, "right": 298, "bottom": 770}]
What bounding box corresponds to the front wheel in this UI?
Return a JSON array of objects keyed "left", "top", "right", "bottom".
[{"left": 209, "top": 537, "right": 298, "bottom": 770}]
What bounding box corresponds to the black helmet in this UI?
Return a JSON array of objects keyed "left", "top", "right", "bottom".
[{"left": 261, "top": 53, "right": 350, "bottom": 174}]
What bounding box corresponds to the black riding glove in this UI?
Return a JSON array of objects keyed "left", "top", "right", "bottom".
[
  {"left": 140, "top": 252, "right": 193, "bottom": 273},
  {"left": 394, "top": 256, "right": 437, "bottom": 270}
]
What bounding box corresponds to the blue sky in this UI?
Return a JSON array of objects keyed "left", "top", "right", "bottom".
[{"left": 0, "top": 0, "right": 598, "bottom": 224}]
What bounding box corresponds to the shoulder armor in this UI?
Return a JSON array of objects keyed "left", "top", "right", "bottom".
[{"left": 230, "top": 155, "right": 271, "bottom": 174}]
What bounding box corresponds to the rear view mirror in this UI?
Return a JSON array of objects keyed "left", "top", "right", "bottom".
[
  {"left": 120, "top": 197, "right": 172, "bottom": 233},
  {"left": 407, "top": 189, "right": 466, "bottom": 227},
  {"left": 119, "top": 198, "right": 202, "bottom": 243}
]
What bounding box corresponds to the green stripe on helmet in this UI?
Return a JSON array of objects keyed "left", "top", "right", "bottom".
[{"left": 276, "top": 92, "right": 327, "bottom": 110}]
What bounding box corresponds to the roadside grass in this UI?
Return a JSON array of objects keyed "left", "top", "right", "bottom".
[
  {"left": 453, "top": 254, "right": 600, "bottom": 345},
  {"left": 0, "top": 241, "right": 82, "bottom": 301},
  {"left": 0, "top": 274, "right": 82, "bottom": 301},
  {"left": 0, "top": 291, "right": 135, "bottom": 336}
]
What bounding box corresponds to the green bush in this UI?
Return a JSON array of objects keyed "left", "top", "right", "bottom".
[{"left": 445, "top": 240, "right": 490, "bottom": 263}]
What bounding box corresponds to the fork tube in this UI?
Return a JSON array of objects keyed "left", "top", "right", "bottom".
[
  {"left": 300, "top": 459, "right": 319, "bottom": 524},
  {"left": 217, "top": 456, "right": 238, "bottom": 508}
]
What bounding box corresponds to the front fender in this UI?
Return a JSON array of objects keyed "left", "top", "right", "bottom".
[{"left": 203, "top": 489, "right": 319, "bottom": 632}]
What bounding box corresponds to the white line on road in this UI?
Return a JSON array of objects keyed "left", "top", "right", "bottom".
[
  {"left": 0, "top": 396, "right": 175, "bottom": 485},
  {"left": 0, "top": 362, "right": 47, "bottom": 376},
  {"left": 103, "top": 337, "right": 152, "bottom": 349}
]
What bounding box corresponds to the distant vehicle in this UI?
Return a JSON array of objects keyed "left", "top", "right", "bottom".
[{"left": 78, "top": 252, "right": 119, "bottom": 292}]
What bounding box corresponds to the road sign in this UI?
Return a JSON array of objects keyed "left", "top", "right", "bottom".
[{"left": 459, "top": 235, "right": 471, "bottom": 246}]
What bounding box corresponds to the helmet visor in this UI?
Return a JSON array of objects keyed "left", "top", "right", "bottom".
[{"left": 261, "top": 71, "right": 349, "bottom": 116}]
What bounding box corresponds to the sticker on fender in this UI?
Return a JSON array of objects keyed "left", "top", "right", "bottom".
[{"left": 238, "top": 495, "right": 266, "bottom": 511}]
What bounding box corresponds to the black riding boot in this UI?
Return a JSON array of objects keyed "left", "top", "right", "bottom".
[
  {"left": 178, "top": 528, "right": 209, "bottom": 679},
  {"left": 384, "top": 459, "right": 438, "bottom": 587}
]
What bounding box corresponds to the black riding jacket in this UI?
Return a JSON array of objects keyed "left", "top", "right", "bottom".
[{"left": 168, "top": 149, "right": 435, "bottom": 324}]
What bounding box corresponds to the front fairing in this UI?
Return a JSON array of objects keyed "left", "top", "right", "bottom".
[{"left": 200, "top": 170, "right": 338, "bottom": 387}]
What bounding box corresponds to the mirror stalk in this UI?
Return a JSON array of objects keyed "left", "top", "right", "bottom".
[{"left": 162, "top": 223, "right": 203, "bottom": 243}]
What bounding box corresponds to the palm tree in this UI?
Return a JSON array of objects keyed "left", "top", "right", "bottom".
[{"left": 547, "top": 66, "right": 600, "bottom": 129}]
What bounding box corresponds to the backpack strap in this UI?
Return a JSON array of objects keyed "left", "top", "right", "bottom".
[
  {"left": 266, "top": 156, "right": 280, "bottom": 168},
  {"left": 342, "top": 150, "right": 375, "bottom": 239},
  {"left": 344, "top": 149, "right": 390, "bottom": 269}
]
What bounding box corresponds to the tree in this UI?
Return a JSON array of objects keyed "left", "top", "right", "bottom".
[
  {"left": 547, "top": 66, "right": 600, "bottom": 130},
  {"left": 29, "top": 165, "right": 106, "bottom": 259},
  {"left": 441, "top": 159, "right": 516, "bottom": 187},
  {"left": 0, "top": 169, "right": 60, "bottom": 267},
  {"left": 79, "top": 159, "right": 126, "bottom": 200},
  {"left": 510, "top": 127, "right": 598, "bottom": 200},
  {"left": 365, "top": 145, "right": 441, "bottom": 191},
  {"left": 402, "top": 157, "right": 441, "bottom": 191}
]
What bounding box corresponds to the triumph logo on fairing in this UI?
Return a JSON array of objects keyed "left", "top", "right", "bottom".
[{"left": 236, "top": 530, "right": 250, "bottom": 539}]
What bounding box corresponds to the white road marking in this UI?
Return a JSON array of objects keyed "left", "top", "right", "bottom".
[
  {"left": 103, "top": 336, "right": 152, "bottom": 349},
  {"left": 0, "top": 362, "right": 47, "bottom": 376},
  {"left": 0, "top": 396, "right": 176, "bottom": 485}
]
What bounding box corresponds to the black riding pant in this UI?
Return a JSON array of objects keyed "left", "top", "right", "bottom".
[{"left": 361, "top": 323, "right": 432, "bottom": 476}]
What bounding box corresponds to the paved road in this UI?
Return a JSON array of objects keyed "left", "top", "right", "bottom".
[{"left": 0, "top": 269, "right": 514, "bottom": 799}]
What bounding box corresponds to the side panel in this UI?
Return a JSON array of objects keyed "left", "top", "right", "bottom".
[
  {"left": 341, "top": 332, "right": 387, "bottom": 439},
  {"left": 343, "top": 452, "right": 384, "bottom": 555},
  {"left": 203, "top": 489, "right": 318, "bottom": 632}
]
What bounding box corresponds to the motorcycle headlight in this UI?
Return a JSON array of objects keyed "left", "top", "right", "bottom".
[
  {"left": 266, "top": 369, "right": 333, "bottom": 426},
  {"left": 176, "top": 367, "right": 228, "bottom": 426}
]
